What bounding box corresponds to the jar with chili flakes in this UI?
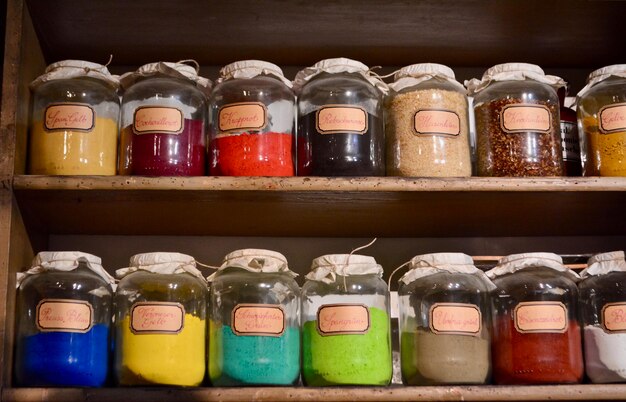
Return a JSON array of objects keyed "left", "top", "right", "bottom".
[
  {"left": 466, "top": 63, "right": 564, "bottom": 177},
  {"left": 209, "top": 60, "right": 295, "bottom": 176},
  {"left": 486, "top": 253, "right": 584, "bottom": 385}
]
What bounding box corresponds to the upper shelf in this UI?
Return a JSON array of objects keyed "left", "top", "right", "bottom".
[{"left": 11, "top": 176, "right": 626, "bottom": 237}]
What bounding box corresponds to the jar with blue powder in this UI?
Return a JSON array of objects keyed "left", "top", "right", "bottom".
[
  {"left": 14, "top": 251, "right": 115, "bottom": 387},
  {"left": 208, "top": 249, "right": 300, "bottom": 386}
]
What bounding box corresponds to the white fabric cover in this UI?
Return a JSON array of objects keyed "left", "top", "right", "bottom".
[
  {"left": 580, "top": 251, "right": 626, "bottom": 278},
  {"left": 305, "top": 254, "right": 383, "bottom": 284},
  {"left": 389, "top": 63, "right": 464, "bottom": 92},
  {"left": 119, "top": 61, "right": 211, "bottom": 90},
  {"left": 465, "top": 63, "right": 565, "bottom": 95},
  {"left": 293, "top": 57, "right": 388, "bottom": 93},
  {"left": 216, "top": 60, "right": 292, "bottom": 87},
  {"left": 577, "top": 64, "right": 626, "bottom": 98},
  {"left": 486, "top": 252, "right": 580, "bottom": 281},
  {"left": 31, "top": 60, "right": 119, "bottom": 89},
  {"left": 207, "top": 248, "right": 297, "bottom": 281},
  {"left": 17, "top": 251, "right": 115, "bottom": 287},
  {"left": 116, "top": 252, "right": 205, "bottom": 282}
]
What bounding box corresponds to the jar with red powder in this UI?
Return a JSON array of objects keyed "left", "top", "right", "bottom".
[
  {"left": 486, "top": 253, "right": 584, "bottom": 385},
  {"left": 209, "top": 60, "right": 295, "bottom": 176},
  {"left": 119, "top": 61, "right": 210, "bottom": 176}
]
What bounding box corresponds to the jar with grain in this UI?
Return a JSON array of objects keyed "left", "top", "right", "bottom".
[
  {"left": 486, "top": 253, "right": 583, "bottom": 384},
  {"left": 386, "top": 64, "right": 471, "bottom": 177},
  {"left": 295, "top": 58, "right": 386, "bottom": 176},
  {"left": 114, "top": 253, "right": 207, "bottom": 386},
  {"left": 29, "top": 60, "right": 120, "bottom": 175},
  {"left": 208, "top": 249, "right": 300, "bottom": 386},
  {"left": 579, "top": 251, "right": 626, "bottom": 383},
  {"left": 577, "top": 65, "right": 626, "bottom": 176},
  {"left": 466, "top": 63, "right": 564, "bottom": 176},
  {"left": 398, "top": 253, "right": 493, "bottom": 385},
  {"left": 301, "top": 254, "right": 392, "bottom": 386},
  {"left": 119, "top": 62, "right": 210, "bottom": 176},
  {"left": 209, "top": 60, "right": 295, "bottom": 176},
  {"left": 14, "top": 252, "right": 115, "bottom": 387}
]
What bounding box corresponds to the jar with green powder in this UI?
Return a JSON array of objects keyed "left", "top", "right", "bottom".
[
  {"left": 398, "top": 253, "right": 494, "bottom": 385},
  {"left": 114, "top": 252, "right": 208, "bottom": 386},
  {"left": 208, "top": 249, "right": 300, "bottom": 386},
  {"left": 301, "top": 254, "right": 392, "bottom": 386}
]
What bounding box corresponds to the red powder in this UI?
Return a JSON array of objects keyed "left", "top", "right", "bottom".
[
  {"left": 492, "top": 315, "right": 584, "bottom": 384},
  {"left": 210, "top": 132, "right": 294, "bottom": 176}
]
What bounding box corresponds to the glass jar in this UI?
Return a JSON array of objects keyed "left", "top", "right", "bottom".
[
  {"left": 209, "top": 60, "right": 295, "bottom": 176},
  {"left": 467, "top": 63, "right": 563, "bottom": 176},
  {"left": 119, "top": 62, "right": 209, "bottom": 176},
  {"left": 577, "top": 65, "right": 626, "bottom": 176},
  {"left": 486, "top": 253, "right": 584, "bottom": 384},
  {"left": 114, "top": 252, "right": 207, "bottom": 386},
  {"left": 29, "top": 60, "right": 120, "bottom": 175},
  {"left": 301, "top": 254, "right": 392, "bottom": 386},
  {"left": 14, "top": 252, "right": 114, "bottom": 387},
  {"left": 556, "top": 82, "right": 582, "bottom": 176},
  {"left": 386, "top": 64, "right": 471, "bottom": 177},
  {"left": 397, "top": 253, "right": 493, "bottom": 385},
  {"left": 295, "top": 58, "right": 386, "bottom": 176},
  {"left": 208, "top": 249, "right": 300, "bottom": 386},
  {"left": 578, "top": 251, "right": 626, "bottom": 383}
]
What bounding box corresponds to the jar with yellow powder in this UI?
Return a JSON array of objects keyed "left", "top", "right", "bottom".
[
  {"left": 577, "top": 65, "right": 626, "bottom": 176},
  {"left": 114, "top": 252, "right": 207, "bottom": 386},
  {"left": 29, "top": 60, "right": 120, "bottom": 175}
]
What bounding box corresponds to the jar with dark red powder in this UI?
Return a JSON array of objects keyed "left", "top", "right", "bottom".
[
  {"left": 486, "top": 253, "right": 584, "bottom": 385},
  {"left": 119, "top": 61, "right": 210, "bottom": 176},
  {"left": 209, "top": 60, "right": 295, "bottom": 176}
]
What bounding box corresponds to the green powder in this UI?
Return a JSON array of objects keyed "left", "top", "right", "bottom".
[{"left": 302, "top": 306, "right": 392, "bottom": 386}]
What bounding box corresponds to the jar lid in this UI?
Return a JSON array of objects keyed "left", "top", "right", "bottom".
[
  {"left": 580, "top": 251, "right": 626, "bottom": 278},
  {"left": 30, "top": 60, "right": 120, "bottom": 89},
  {"left": 293, "top": 57, "right": 388, "bottom": 94},
  {"left": 305, "top": 254, "right": 383, "bottom": 284},
  {"left": 577, "top": 64, "right": 626, "bottom": 99},
  {"left": 465, "top": 63, "right": 565, "bottom": 95},
  {"left": 390, "top": 63, "right": 463, "bottom": 92},
  {"left": 116, "top": 252, "right": 205, "bottom": 282},
  {"left": 486, "top": 252, "right": 580, "bottom": 281},
  {"left": 216, "top": 60, "right": 292, "bottom": 87},
  {"left": 207, "top": 248, "right": 297, "bottom": 281},
  {"left": 399, "top": 252, "right": 495, "bottom": 290},
  {"left": 119, "top": 60, "right": 212, "bottom": 91},
  {"left": 17, "top": 251, "right": 116, "bottom": 287}
]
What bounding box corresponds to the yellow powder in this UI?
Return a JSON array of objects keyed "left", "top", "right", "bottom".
[
  {"left": 582, "top": 116, "right": 626, "bottom": 176},
  {"left": 29, "top": 116, "right": 118, "bottom": 175},
  {"left": 118, "top": 314, "right": 206, "bottom": 386}
]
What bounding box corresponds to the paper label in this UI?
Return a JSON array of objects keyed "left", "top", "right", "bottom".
[
  {"left": 133, "top": 106, "right": 183, "bottom": 135},
  {"left": 602, "top": 302, "right": 626, "bottom": 332},
  {"left": 429, "top": 303, "right": 482, "bottom": 336},
  {"left": 501, "top": 104, "right": 551, "bottom": 133},
  {"left": 514, "top": 301, "right": 568, "bottom": 333},
  {"left": 44, "top": 103, "right": 95, "bottom": 132},
  {"left": 232, "top": 304, "right": 285, "bottom": 336},
  {"left": 599, "top": 103, "right": 626, "bottom": 133},
  {"left": 317, "top": 304, "right": 370, "bottom": 335},
  {"left": 316, "top": 105, "right": 368, "bottom": 135},
  {"left": 36, "top": 299, "right": 93, "bottom": 333},
  {"left": 560, "top": 121, "right": 581, "bottom": 162},
  {"left": 130, "top": 302, "right": 184, "bottom": 334},
  {"left": 218, "top": 102, "right": 267, "bottom": 133},
  {"left": 414, "top": 109, "right": 461, "bottom": 136}
]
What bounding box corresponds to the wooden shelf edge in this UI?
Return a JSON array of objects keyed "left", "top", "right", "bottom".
[
  {"left": 3, "top": 384, "right": 626, "bottom": 402},
  {"left": 11, "top": 175, "right": 626, "bottom": 193}
]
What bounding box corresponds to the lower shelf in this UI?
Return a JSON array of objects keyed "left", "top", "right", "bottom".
[{"left": 4, "top": 385, "right": 626, "bottom": 402}]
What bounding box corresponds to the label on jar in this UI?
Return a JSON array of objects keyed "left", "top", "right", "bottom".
[
  {"left": 500, "top": 104, "right": 552, "bottom": 133},
  {"left": 130, "top": 302, "right": 185, "bottom": 334},
  {"left": 231, "top": 304, "right": 285, "bottom": 336},
  {"left": 599, "top": 103, "right": 626, "bottom": 133},
  {"left": 218, "top": 102, "right": 268, "bottom": 134},
  {"left": 133, "top": 106, "right": 184, "bottom": 135},
  {"left": 316, "top": 105, "right": 368, "bottom": 135},
  {"left": 429, "top": 303, "right": 482, "bottom": 336},
  {"left": 514, "top": 301, "right": 568, "bottom": 333},
  {"left": 414, "top": 109, "right": 461, "bottom": 136},
  {"left": 317, "top": 303, "right": 370, "bottom": 336},
  {"left": 602, "top": 302, "right": 626, "bottom": 332},
  {"left": 560, "top": 121, "right": 581, "bottom": 162},
  {"left": 36, "top": 299, "right": 93, "bottom": 333},
  {"left": 44, "top": 103, "right": 95, "bottom": 132}
]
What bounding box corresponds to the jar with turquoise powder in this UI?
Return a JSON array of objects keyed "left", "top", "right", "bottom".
[
  {"left": 301, "top": 254, "right": 392, "bottom": 386},
  {"left": 208, "top": 249, "right": 300, "bottom": 386}
]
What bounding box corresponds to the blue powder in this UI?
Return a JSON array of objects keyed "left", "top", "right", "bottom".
[
  {"left": 209, "top": 324, "right": 300, "bottom": 386},
  {"left": 16, "top": 324, "right": 109, "bottom": 387}
]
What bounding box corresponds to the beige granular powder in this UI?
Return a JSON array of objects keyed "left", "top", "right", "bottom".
[{"left": 386, "top": 89, "right": 471, "bottom": 177}]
